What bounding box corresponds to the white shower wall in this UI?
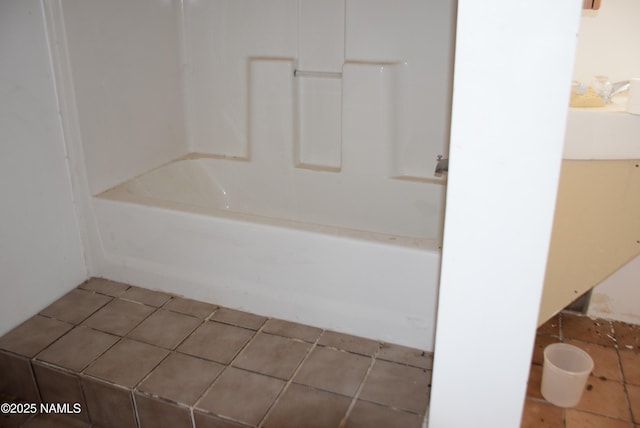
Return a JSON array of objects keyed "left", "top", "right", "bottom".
[
  {"left": 59, "top": 0, "right": 455, "bottom": 209},
  {"left": 60, "top": 0, "right": 188, "bottom": 195},
  {"left": 185, "top": 0, "right": 455, "bottom": 179},
  {"left": 58, "top": 0, "right": 456, "bottom": 240}
]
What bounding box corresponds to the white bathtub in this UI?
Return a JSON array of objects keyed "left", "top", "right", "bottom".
[{"left": 93, "top": 155, "right": 443, "bottom": 350}]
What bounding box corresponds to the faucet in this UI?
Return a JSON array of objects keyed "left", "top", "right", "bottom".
[
  {"left": 610, "top": 80, "right": 630, "bottom": 100},
  {"left": 434, "top": 155, "right": 449, "bottom": 177},
  {"left": 577, "top": 78, "right": 630, "bottom": 104}
]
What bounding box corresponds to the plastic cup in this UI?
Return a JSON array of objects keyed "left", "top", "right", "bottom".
[{"left": 541, "top": 343, "right": 594, "bottom": 407}]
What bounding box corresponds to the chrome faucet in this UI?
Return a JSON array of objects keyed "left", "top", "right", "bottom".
[
  {"left": 434, "top": 155, "right": 449, "bottom": 177},
  {"left": 610, "top": 80, "right": 630, "bottom": 100}
]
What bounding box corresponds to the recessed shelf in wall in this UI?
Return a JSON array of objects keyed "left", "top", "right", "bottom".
[{"left": 293, "top": 70, "right": 342, "bottom": 79}]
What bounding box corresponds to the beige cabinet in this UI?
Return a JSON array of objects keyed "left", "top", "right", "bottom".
[{"left": 539, "top": 159, "right": 640, "bottom": 325}]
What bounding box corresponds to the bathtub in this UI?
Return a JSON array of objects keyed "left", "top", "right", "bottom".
[{"left": 93, "top": 154, "right": 443, "bottom": 350}]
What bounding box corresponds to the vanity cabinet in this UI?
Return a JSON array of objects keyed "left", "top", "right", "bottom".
[{"left": 539, "top": 159, "right": 640, "bottom": 324}]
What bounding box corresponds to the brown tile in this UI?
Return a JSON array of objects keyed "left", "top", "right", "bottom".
[
  {"left": 566, "top": 409, "right": 631, "bottom": 428},
  {"left": 262, "top": 383, "right": 351, "bottom": 428},
  {"left": 83, "top": 298, "right": 155, "bottom": 336},
  {"left": 78, "top": 278, "right": 130, "bottom": 296},
  {"left": 39, "top": 289, "right": 111, "bottom": 324},
  {"left": 527, "top": 364, "right": 544, "bottom": 399},
  {"left": 21, "top": 414, "right": 90, "bottom": 428},
  {"left": 345, "top": 399, "right": 423, "bottom": 428},
  {"left": 566, "top": 339, "right": 622, "bottom": 382},
  {"left": 613, "top": 321, "right": 640, "bottom": 350},
  {"left": 532, "top": 335, "right": 560, "bottom": 365},
  {"left": 81, "top": 377, "right": 137, "bottom": 428},
  {"left": 294, "top": 346, "right": 370, "bottom": 397},
  {"left": 0, "top": 406, "right": 32, "bottom": 428},
  {"left": 562, "top": 313, "right": 616, "bottom": 347},
  {"left": 520, "top": 399, "right": 563, "bottom": 428},
  {"left": 138, "top": 353, "right": 224, "bottom": 405},
  {"left": 32, "top": 362, "right": 88, "bottom": 422},
  {"left": 575, "top": 376, "right": 631, "bottom": 421},
  {"left": 211, "top": 308, "right": 266, "bottom": 330},
  {"left": 538, "top": 314, "right": 561, "bottom": 337},
  {"left": 177, "top": 321, "right": 254, "bottom": 364},
  {"left": 163, "top": 297, "right": 217, "bottom": 319},
  {"left": 377, "top": 343, "right": 433, "bottom": 369},
  {"left": 197, "top": 367, "right": 285, "bottom": 426},
  {"left": 135, "top": 394, "right": 192, "bottom": 428},
  {"left": 193, "top": 411, "right": 251, "bottom": 428},
  {"left": 36, "top": 326, "right": 119, "bottom": 372},
  {"left": 128, "top": 309, "right": 202, "bottom": 349},
  {"left": 262, "top": 318, "right": 322, "bottom": 343},
  {"left": 233, "top": 333, "right": 310, "bottom": 380},
  {"left": 0, "top": 315, "right": 73, "bottom": 358},
  {"left": 0, "top": 351, "right": 39, "bottom": 402},
  {"left": 359, "top": 359, "right": 431, "bottom": 414},
  {"left": 318, "top": 331, "right": 380, "bottom": 356},
  {"left": 619, "top": 349, "right": 640, "bottom": 386},
  {"left": 84, "top": 338, "right": 169, "bottom": 388},
  {"left": 628, "top": 384, "right": 640, "bottom": 424},
  {"left": 120, "top": 286, "right": 171, "bottom": 307}
]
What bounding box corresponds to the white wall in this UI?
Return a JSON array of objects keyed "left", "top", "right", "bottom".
[
  {"left": 589, "top": 255, "right": 640, "bottom": 323},
  {"left": 571, "top": 0, "right": 640, "bottom": 323},
  {"left": 428, "top": 0, "right": 580, "bottom": 426},
  {"left": 0, "top": 0, "right": 87, "bottom": 336},
  {"left": 572, "top": 0, "right": 640, "bottom": 83},
  {"left": 60, "top": 0, "right": 188, "bottom": 195}
]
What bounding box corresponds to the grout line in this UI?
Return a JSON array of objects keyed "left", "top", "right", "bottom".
[
  {"left": 202, "top": 305, "right": 221, "bottom": 322},
  {"left": 226, "top": 319, "right": 269, "bottom": 368},
  {"left": 256, "top": 330, "right": 324, "bottom": 427},
  {"left": 131, "top": 350, "right": 172, "bottom": 392},
  {"left": 190, "top": 318, "right": 268, "bottom": 424},
  {"left": 616, "top": 343, "right": 636, "bottom": 426},
  {"left": 131, "top": 392, "right": 142, "bottom": 428},
  {"left": 172, "top": 310, "right": 292, "bottom": 427},
  {"left": 338, "top": 343, "right": 382, "bottom": 428},
  {"left": 563, "top": 408, "right": 636, "bottom": 426},
  {"left": 188, "top": 406, "right": 196, "bottom": 428}
]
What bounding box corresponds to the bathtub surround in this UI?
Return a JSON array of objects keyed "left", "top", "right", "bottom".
[
  {"left": 184, "top": 0, "right": 453, "bottom": 179},
  {"left": 58, "top": 0, "right": 188, "bottom": 196},
  {"left": 43, "top": 0, "right": 456, "bottom": 351}
]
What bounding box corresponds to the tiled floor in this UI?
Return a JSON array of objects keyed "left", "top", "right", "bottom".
[
  {"left": 0, "top": 278, "right": 432, "bottom": 428},
  {"left": 521, "top": 312, "right": 640, "bottom": 428}
]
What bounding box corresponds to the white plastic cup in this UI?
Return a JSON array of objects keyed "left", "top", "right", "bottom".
[{"left": 541, "top": 343, "right": 594, "bottom": 408}]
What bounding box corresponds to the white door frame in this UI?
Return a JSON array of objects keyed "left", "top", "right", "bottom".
[{"left": 428, "top": 1, "right": 582, "bottom": 427}]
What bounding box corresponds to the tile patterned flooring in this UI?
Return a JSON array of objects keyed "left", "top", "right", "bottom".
[
  {"left": 0, "top": 278, "right": 432, "bottom": 428},
  {"left": 522, "top": 312, "right": 640, "bottom": 428}
]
